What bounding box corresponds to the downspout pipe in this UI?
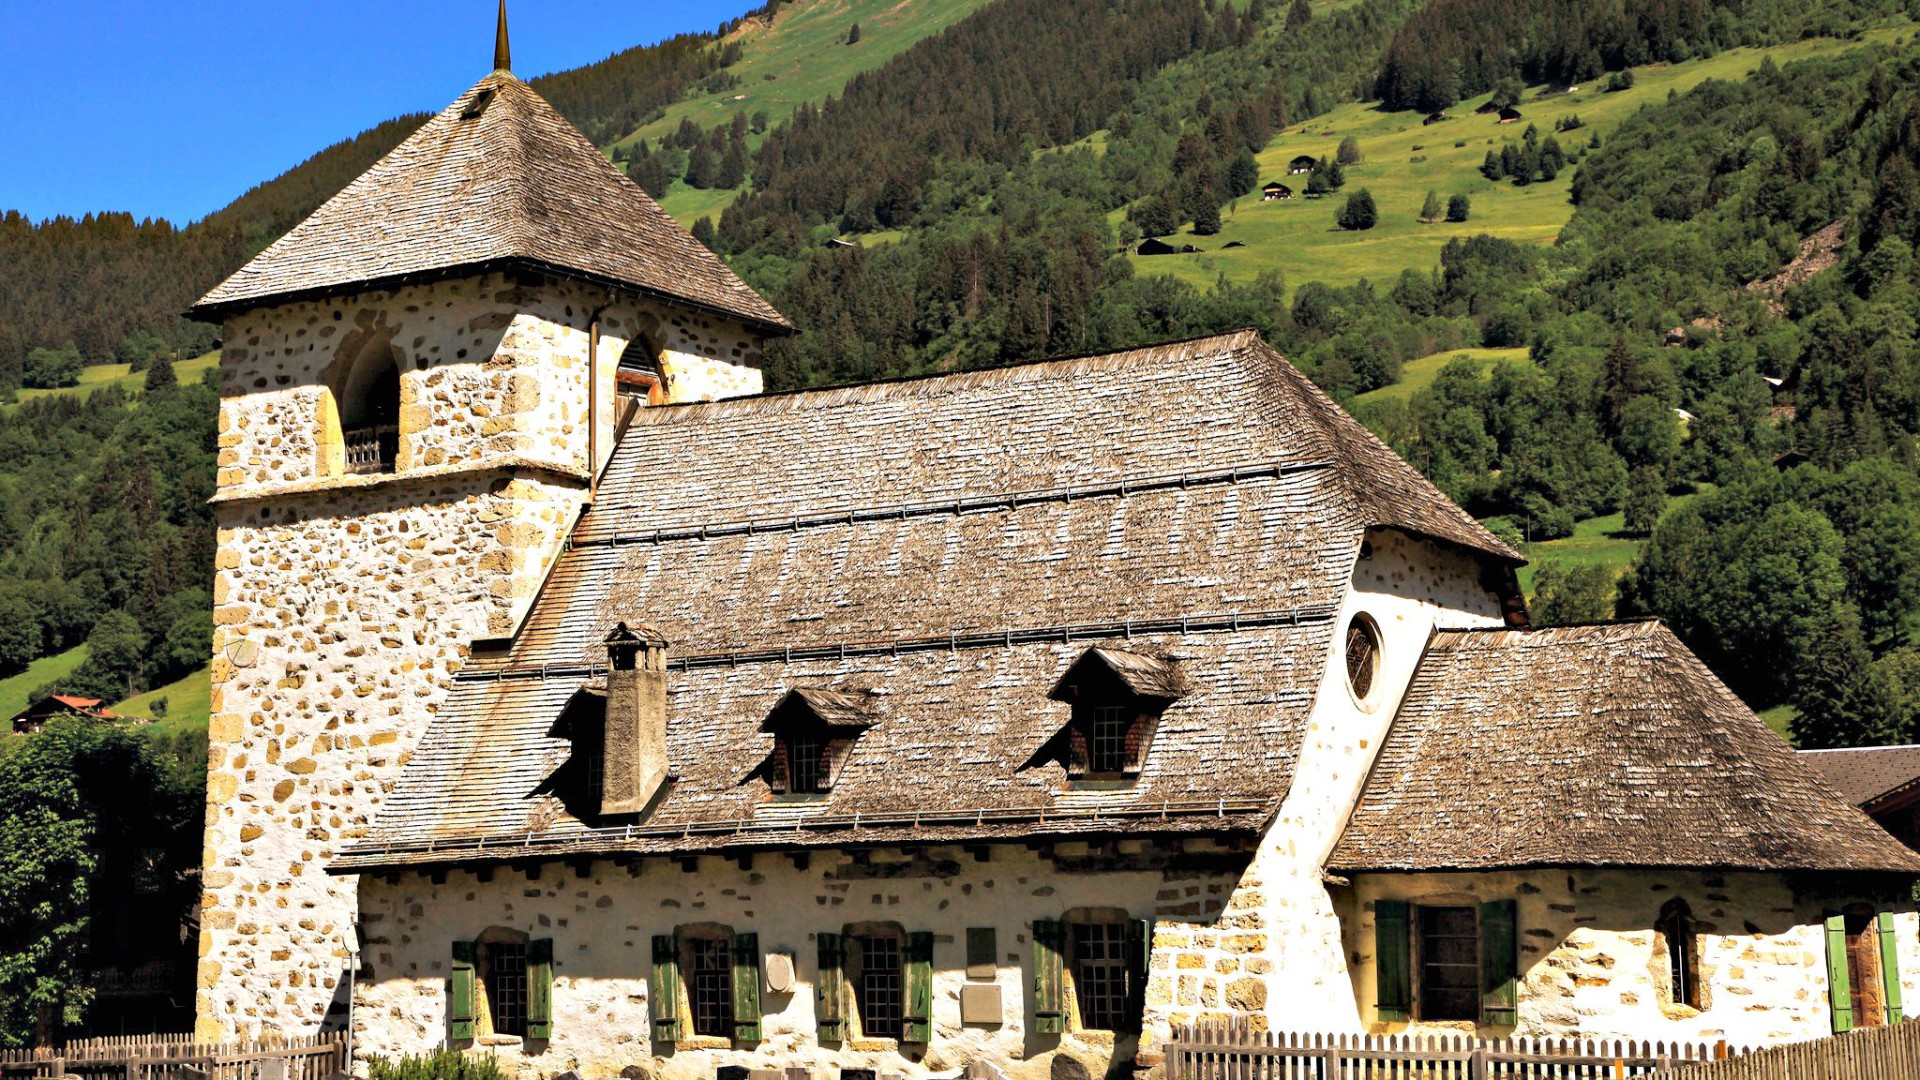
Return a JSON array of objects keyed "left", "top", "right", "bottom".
[{"left": 587, "top": 299, "right": 613, "bottom": 501}]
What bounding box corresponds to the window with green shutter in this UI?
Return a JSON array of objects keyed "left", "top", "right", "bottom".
[
  {"left": 1479, "top": 900, "right": 1518, "bottom": 1026},
  {"left": 1827, "top": 914, "right": 1854, "bottom": 1032},
  {"left": 1033, "top": 919, "right": 1065, "bottom": 1034},
  {"left": 1373, "top": 901, "right": 1410, "bottom": 1023},
  {"left": 733, "top": 932, "right": 763, "bottom": 1041},
  {"left": 904, "top": 931, "right": 934, "bottom": 1044},
  {"left": 450, "top": 940, "right": 478, "bottom": 1041},
  {"left": 652, "top": 933, "right": 681, "bottom": 1042},
  {"left": 1122, "top": 918, "right": 1151, "bottom": 1034},
  {"left": 528, "top": 938, "right": 554, "bottom": 1040},
  {"left": 1881, "top": 912, "right": 1905, "bottom": 1025},
  {"left": 817, "top": 932, "right": 847, "bottom": 1041}
]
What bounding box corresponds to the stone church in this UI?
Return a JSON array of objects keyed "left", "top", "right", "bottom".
[{"left": 191, "top": 15, "right": 1920, "bottom": 1079}]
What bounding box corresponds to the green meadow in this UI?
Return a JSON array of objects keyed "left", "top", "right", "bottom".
[
  {"left": 1126, "top": 30, "right": 1901, "bottom": 294},
  {"left": 12, "top": 350, "right": 219, "bottom": 407},
  {"left": 116, "top": 664, "right": 212, "bottom": 739},
  {"left": 1353, "top": 346, "right": 1531, "bottom": 406},
  {"left": 0, "top": 645, "right": 88, "bottom": 723}
]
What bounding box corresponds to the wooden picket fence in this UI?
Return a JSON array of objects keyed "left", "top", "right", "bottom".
[
  {"left": 1650, "top": 1020, "right": 1920, "bottom": 1079},
  {"left": 0, "top": 1033, "right": 344, "bottom": 1080},
  {"left": 1165, "top": 1018, "right": 1756, "bottom": 1079}
]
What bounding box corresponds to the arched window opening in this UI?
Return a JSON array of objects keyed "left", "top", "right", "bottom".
[
  {"left": 341, "top": 352, "right": 400, "bottom": 475},
  {"left": 1657, "top": 898, "right": 1701, "bottom": 1010},
  {"left": 475, "top": 926, "right": 531, "bottom": 1039}
]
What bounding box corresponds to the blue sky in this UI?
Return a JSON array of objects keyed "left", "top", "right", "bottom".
[{"left": 2, "top": 1, "right": 746, "bottom": 225}]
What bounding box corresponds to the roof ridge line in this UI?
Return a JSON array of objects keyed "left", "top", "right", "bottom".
[
  {"left": 1799, "top": 744, "right": 1920, "bottom": 754},
  {"left": 625, "top": 329, "right": 1268, "bottom": 413}
]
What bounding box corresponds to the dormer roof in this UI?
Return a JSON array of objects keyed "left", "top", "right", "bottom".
[
  {"left": 191, "top": 71, "right": 791, "bottom": 332},
  {"left": 1049, "top": 648, "right": 1188, "bottom": 703}
]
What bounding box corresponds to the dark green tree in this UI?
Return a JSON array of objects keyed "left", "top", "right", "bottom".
[
  {"left": 1419, "top": 189, "right": 1443, "bottom": 223},
  {"left": 847, "top": 22, "right": 861, "bottom": 44},
  {"left": 1286, "top": 0, "right": 1312, "bottom": 30},
  {"left": 1791, "top": 606, "right": 1909, "bottom": 748},
  {"left": 1531, "top": 563, "right": 1615, "bottom": 625},
  {"left": 1336, "top": 188, "right": 1378, "bottom": 230},
  {"left": 1445, "top": 193, "right": 1471, "bottom": 221},
  {"left": 1623, "top": 466, "right": 1668, "bottom": 535},
  {"left": 1336, "top": 136, "right": 1362, "bottom": 165}
]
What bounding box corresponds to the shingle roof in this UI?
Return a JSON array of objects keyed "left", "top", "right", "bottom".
[
  {"left": 192, "top": 71, "right": 790, "bottom": 331},
  {"left": 1798, "top": 745, "right": 1920, "bottom": 808},
  {"left": 337, "top": 331, "right": 1519, "bottom": 871},
  {"left": 1329, "top": 621, "right": 1920, "bottom": 874}
]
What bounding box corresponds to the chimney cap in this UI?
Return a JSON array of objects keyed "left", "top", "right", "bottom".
[{"left": 605, "top": 621, "right": 669, "bottom": 647}]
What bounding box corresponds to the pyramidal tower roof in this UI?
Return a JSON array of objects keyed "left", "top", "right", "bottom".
[{"left": 194, "top": 40, "right": 790, "bottom": 330}]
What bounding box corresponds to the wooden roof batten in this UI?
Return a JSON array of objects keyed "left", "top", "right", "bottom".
[{"left": 189, "top": 20, "right": 790, "bottom": 332}]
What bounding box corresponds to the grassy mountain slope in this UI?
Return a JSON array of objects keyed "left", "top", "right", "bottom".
[{"left": 1129, "top": 28, "right": 1905, "bottom": 293}]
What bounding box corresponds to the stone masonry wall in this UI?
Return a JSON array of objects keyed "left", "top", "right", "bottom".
[
  {"left": 1342, "top": 869, "right": 1920, "bottom": 1047},
  {"left": 356, "top": 845, "right": 1248, "bottom": 1080},
  {"left": 201, "top": 470, "right": 586, "bottom": 1040},
  {"left": 201, "top": 274, "right": 769, "bottom": 1041},
  {"left": 217, "top": 273, "right": 764, "bottom": 494}
]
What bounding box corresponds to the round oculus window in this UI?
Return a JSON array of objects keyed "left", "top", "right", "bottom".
[{"left": 1345, "top": 615, "right": 1381, "bottom": 701}]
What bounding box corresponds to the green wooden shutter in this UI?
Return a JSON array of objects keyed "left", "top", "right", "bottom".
[
  {"left": 1374, "top": 901, "right": 1411, "bottom": 1023},
  {"left": 1827, "top": 914, "right": 1854, "bottom": 1033},
  {"left": 1882, "top": 912, "right": 1905, "bottom": 1025},
  {"left": 652, "top": 933, "right": 681, "bottom": 1042},
  {"left": 1033, "top": 919, "right": 1066, "bottom": 1034},
  {"left": 1480, "top": 899, "right": 1518, "bottom": 1026},
  {"left": 733, "top": 931, "right": 763, "bottom": 1041},
  {"left": 450, "top": 940, "right": 478, "bottom": 1041},
  {"left": 1122, "top": 918, "right": 1151, "bottom": 1034},
  {"left": 904, "top": 931, "right": 935, "bottom": 1043},
  {"left": 817, "top": 932, "right": 847, "bottom": 1041},
  {"left": 528, "top": 938, "right": 555, "bottom": 1039}
]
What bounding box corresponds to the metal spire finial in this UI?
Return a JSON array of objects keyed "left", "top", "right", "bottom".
[{"left": 494, "top": 0, "right": 512, "bottom": 72}]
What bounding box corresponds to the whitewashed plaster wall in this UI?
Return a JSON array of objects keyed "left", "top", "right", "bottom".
[{"left": 1237, "top": 530, "right": 1511, "bottom": 1034}]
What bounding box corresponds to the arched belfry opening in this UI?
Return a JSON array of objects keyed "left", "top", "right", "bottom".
[{"left": 340, "top": 347, "right": 401, "bottom": 474}]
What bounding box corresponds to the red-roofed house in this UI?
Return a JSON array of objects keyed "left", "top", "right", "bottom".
[{"left": 9, "top": 694, "right": 117, "bottom": 735}]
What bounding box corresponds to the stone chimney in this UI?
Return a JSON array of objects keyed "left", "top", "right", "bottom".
[{"left": 601, "top": 622, "right": 671, "bottom": 815}]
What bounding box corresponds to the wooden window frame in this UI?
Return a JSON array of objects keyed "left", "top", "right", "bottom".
[
  {"left": 1413, "top": 904, "right": 1480, "bottom": 1023},
  {"left": 684, "top": 930, "right": 735, "bottom": 1039},
  {"left": 1344, "top": 614, "right": 1383, "bottom": 705},
  {"left": 848, "top": 924, "right": 907, "bottom": 1042},
  {"left": 1052, "top": 910, "right": 1148, "bottom": 1034}
]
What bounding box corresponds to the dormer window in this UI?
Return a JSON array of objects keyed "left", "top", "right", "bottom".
[
  {"left": 1045, "top": 648, "right": 1187, "bottom": 783},
  {"left": 761, "top": 687, "right": 878, "bottom": 795}
]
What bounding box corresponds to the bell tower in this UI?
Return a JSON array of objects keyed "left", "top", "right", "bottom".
[{"left": 190, "top": 11, "right": 789, "bottom": 1039}]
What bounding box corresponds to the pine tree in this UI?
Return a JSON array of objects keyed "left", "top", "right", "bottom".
[
  {"left": 1336, "top": 136, "right": 1362, "bottom": 166},
  {"left": 1420, "top": 189, "right": 1443, "bottom": 223},
  {"left": 1225, "top": 150, "right": 1261, "bottom": 198},
  {"left": 142, "top": 354, "right": 175, "bottom": 395},
  {"left": 1286, "top": 0, "right": 1311, "bottom": 30},
  {"left": 1192, "top": 199, "right": 1223, "bottom": 235},
  {"left": 1445, "top": 193, "right": 1471, "bottom": 221},
  {"left": 847, "top": 22, "right": 861, "bottom": 44},
  {"left": 684, "top": 142, "right": 717, "bottom": 189},
  {"left": 1481, "top": 151, "right": 1503, "bottom": 181},
  {"left": 691, "top": 217, "right": 719, "bottom": 250}
]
